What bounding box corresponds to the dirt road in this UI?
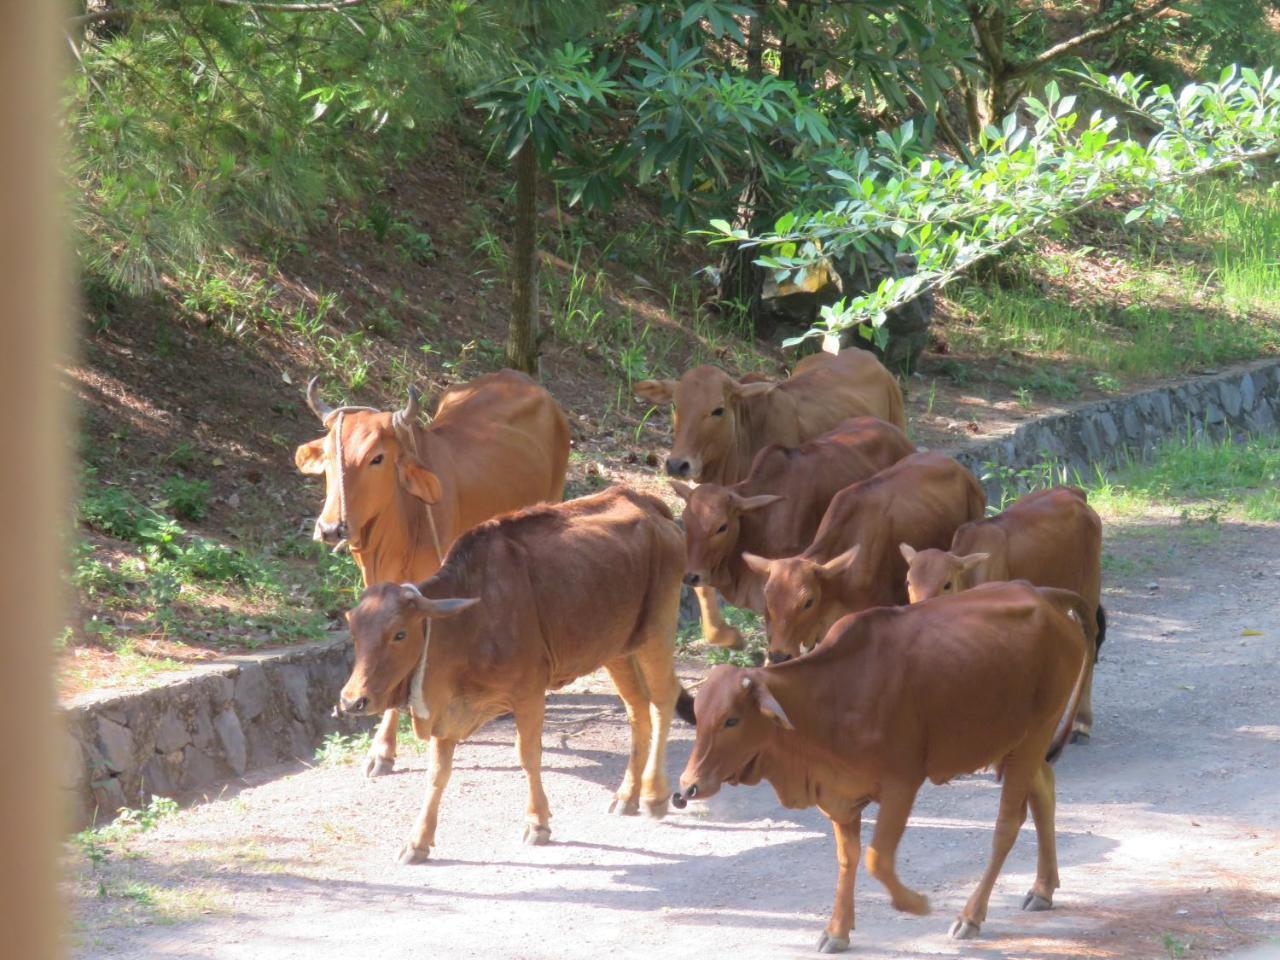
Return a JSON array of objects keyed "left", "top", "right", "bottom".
[{"left": 68, "top": 517, "right": 1280, "bottom": 959}]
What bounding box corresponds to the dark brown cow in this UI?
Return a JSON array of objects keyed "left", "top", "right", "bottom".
[
  {"left": 674, "top": 581, "right": 1093, "bottom": 953},
  {"left": 635, "top": 349, "right": 906, "bottom": 486},
  {"left": 672, "top": 417, "right": 914, "bottom": 649},
  {"left": 744, "top": 452, "right": 985, "bottom": 662},
  {"left": 337, "top": 486, "right": 687, "bottom": 863},
  {"left": 296, "top": 370, "right": 569, "bottom": 777},
  {"left": 901, "top": 485, "right": 1106, "bottom": 740}
]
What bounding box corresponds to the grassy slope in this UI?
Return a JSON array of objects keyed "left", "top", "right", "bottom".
[{"left": 65, "top": 128, "right": 1280, "bottom": 697}]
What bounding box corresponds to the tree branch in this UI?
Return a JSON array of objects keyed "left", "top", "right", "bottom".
[{"left": 1006, "top": 0, "right": 1181, "bottom": 80}]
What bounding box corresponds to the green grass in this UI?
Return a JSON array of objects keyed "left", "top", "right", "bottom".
[
  {"left": 1178, "top": 179, "right": 1280, "bottom": 313},
  {"left": 678, "top": 607, "right": 768, "bottom": 668}
]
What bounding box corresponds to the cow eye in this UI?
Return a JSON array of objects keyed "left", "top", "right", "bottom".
[
  {"left": 393, "top": 630, "right": 406, "bottom": 642},
  {"left": 724, "top": 717, "right": 739, "bottom": 728},
  {"left": 716, "top": 523, "right": 728, "bottom": 534},
  {"left": 710, "top": 407, "right": 725, "bottom": 417},
  {"left": 370, "top": 454, "right": 384, "bottom": 466},
  {"left": 803, "top": 598, "right": 814, "bottom": 610}
]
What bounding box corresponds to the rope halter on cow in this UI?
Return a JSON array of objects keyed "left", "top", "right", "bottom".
[{"left": 402, "top": 582, "right": 434, "bottom": 721}]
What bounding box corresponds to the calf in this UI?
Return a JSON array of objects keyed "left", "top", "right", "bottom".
[
  {"left": 338, "top": 486, "right": 687, "bottom": 863},
  {"left": 635, "top": 349, "right": 906, "bottom": 485},
  {"left": 673, "top": 417, "right": 914, "bottom": 649},
  {"left": 901, "top": 485, "right": 1106, "bottom": 741},
  {"left": 674, "top": 581, "right": 1093, "bottom": 953},
  {"left": 744, "top": 452, "right": 985, "bottom": 662}
]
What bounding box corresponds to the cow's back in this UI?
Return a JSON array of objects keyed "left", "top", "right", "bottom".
[
  {"left": 427, "top": 369, "right": 570, "bottom": 531},
  {"left": 780, "top": 350, "right": 906, "bottom": 432},
  {"left": 956, "top": 486, "right": 1101, "bottom": 607},
  {"left": 496, "top": 487, "right": 683, "bottom": 685}
]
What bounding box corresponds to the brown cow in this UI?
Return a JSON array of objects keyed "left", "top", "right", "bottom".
[
  {"left": 674, "top": 581, "right": 1093, "bottom": 953},
  {"left": 296, "top": 370, "right": 569, "bottom": 777},
  {"left": 337, "top": 486, "right": 687, "bottom": 863},
  {"left": 672, "top": 417, "right": 915, "bottom": 649},
  {"left": 635, "top": 349, "right": 906, "bottom": 486},
  {"left": 901, "top": 485, "right": 1106, "bottom": 741},
  {"left": 743, "top": 452, "right": 985, "bottom": 662}
]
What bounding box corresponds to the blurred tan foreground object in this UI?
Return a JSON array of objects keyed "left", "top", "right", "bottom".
[{"left": 0, "top": 0, "right": 70, "bottom": 957}]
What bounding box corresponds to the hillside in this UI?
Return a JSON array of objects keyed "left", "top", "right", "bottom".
[{"left": 64, "top": 126, "right": 1280, "bottom": 697}]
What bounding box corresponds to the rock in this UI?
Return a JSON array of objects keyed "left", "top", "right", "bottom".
[
  {"left": 89, "top": 776, "right": 127, "bottom": 822},
  {"left": 96, "top": 716, "right": 135, "bottom": 776},
  {"left": 280, "top": 665, "right": 310, "bottom": 722},
  {"left": 214, "top": 707, "right": 247, "bottom": 776},
  {"left": 140, "top": 754, "right": 175, "bottom": 796},
  {"left": 1147, "top": 582, "right": 1160, "bottom": 591},
  {"left": 154, "top": 708, "right": 190, "bottom": 754},
  {"left": 1220, "top": 381, "right": 1243, "bottom": 417},
  {"left": 60, "top": 733, "right": 85, "bottom": 791},
  {"left": 234, "top": 663, "right": 269, "bottom": 721},
  {"left": 1122, "top": 405, "right": 1142, "bottom": 440},
  {"left": 1098, "top": 412, "right": 1119, "bottom": 446},
  {"left": 1239, "top": 373, "right": 1256, "bottom": 411},
  {"left": 180, "top": 745, "right": 220, "bottom": 790}
]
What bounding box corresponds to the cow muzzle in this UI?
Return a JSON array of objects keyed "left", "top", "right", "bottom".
[
  {"left": 337, "top": 693, "right": 370, "bottom": 715},
  {"left": 766, "top": 650, "right": 792, "bottom": 665},
  {"left": 313, "top": 518, "right": 348, "bottom": 546},
  {"left": 670, "top": 783, "right": 699, "bottom": 809},
  {"left": 665, "top": 457, "right": 692, "bottom": 478},
  {"left": 682, "top": 571, "right": 702, "bottom": 587}
]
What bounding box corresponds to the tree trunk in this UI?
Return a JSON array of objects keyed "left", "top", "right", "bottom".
[{"left": 507, "top": 138, "right": 540, "bottom": 377}]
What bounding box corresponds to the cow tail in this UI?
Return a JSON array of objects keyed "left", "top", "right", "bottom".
[
  {"left": 1046, "top": 652, "right": 1089, "bottom": 765},
  {"left": 676, "top": 687, "right": 697, "bottom": 726},
  {"left": 1039, "top": 587, "right": 1094, "bottom": 765},
  {"left": 1094, "top": 604, "right": 1107, "bottom": 660}
]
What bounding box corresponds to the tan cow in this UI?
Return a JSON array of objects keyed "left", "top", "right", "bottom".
[
  {"left": 674, "top": 581, "right": 1093, "bottom": 953},
  {"left": 672, "top": 417, "right": 914, "bottom": 649},
  {"left": 744, "top": 452, "right": 985, "bottom": 662},
  {"left": 337, "top": 486, "right": 688, "bottom": 863},
  {"left": 295, "top": 370, "right": 569, "bottom": 777},
  {"left": 901, "top": 485, "right": 1106, "bottom": 741},
  {"left": 635, "top": 349, "right": 906, "bottom": 486}
]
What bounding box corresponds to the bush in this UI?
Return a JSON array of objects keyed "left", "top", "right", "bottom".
[{"left": 159, "top": 476, "right": 211, "bottom": 522}]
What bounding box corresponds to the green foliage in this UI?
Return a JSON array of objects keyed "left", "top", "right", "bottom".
[
  {"left": 158, "top": 476, "right": 210, "bottom": 523},
  {"left": 314, "top": 730, "right": 373, "bottom": 767}
]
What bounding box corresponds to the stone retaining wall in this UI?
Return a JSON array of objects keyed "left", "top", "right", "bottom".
[
  {"left": 948, "top": 359, "right": 1280, "bottom": 504},
  {"left": 61, "top": 358, "right": 1280, "bottom": 829},
  {"left": 62, "top": 636, "right": 372, "bottom": 829}
]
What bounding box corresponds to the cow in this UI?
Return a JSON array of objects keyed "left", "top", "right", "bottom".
[
  {"left": 901, "top": 485, "right": 1106, "bottom": 741},
  {"left": 673, "top": 581, "right": 1094, "bottom": 953},
  {"left": 336, "top": 486, "right": 689, "bottom": 863},
  {"left": 742, "top": 452, "right": 985, "bottom": 663},
  {"left": 295, "top": 370, "right": 570, "bottom": 777},
  {"left": 672, "top": 417, "right": 914, "bottom": 649},
  {"left": 634, "top": 349, "right": 907, "bottom": 487}
]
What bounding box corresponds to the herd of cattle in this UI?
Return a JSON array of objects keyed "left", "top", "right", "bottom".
[{"left": 294, "top": 348, "right": 1105, "bottom": 954}]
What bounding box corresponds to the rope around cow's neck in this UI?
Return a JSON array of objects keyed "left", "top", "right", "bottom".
[
  {"left": 329, "top": 409, "right": 443, "bottom": 562},
  {"left": 403, "top": 581, "right": 433, "bottom": 721}
]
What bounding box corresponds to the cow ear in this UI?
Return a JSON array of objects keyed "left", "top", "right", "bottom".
[
  {"left": 635, "top": 379, "right": 676, "bottom": 405},
  {"left": 399, "top": 458, "right": 442, "bottom": 504},
  {"left": 958, "top": 552, "right": 989, "bottom": 573},
  {"left": 733, "top": 379, "right": 775, "bottom": 399},
  {"left": 669, "top": 480, "right": 695, "bottom": 502},
  {"left": 423, "top": 597, "right": 479, "bottom": 619},
  {"left": 295, "top": 439, "right": 327, "bottom": 476},
  {"left": 898, "top": 542, "right": 917, "bottom": 564},
  {"left": 733, "top": 493, "right": 783, "bottom": 513},
  {"left": 741, "top": 552, "right": 772, "bottom": 576},
  {"left": 751, "top": 680, "right": 794, "bottom": 730},
  {"left": 822, "top": 545, "right": 860, "bottom": 579}
]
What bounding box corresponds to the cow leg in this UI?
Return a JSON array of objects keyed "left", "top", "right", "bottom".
[
  {"left": 865, "top": 778, "right": 930, "bottom": 916},
  {"left": 951, "top": 756, "right": 1035, "bottom": 939},
  {"left": 817, "top": 812, "right": 862, "bottom": 954},
  {"left": 603, "top": 656, "right": 653, "bottom": 817},
  {"left": 398, "top": 736, "right": 456, "bottom": 865},
  {"left": 1022, "top": 761, "right": 1059, "bottom": 911},
  {"left": 633, "top": 643, "right": 681, "bottom": 820},
  {"left": 364, "top": 707, "right": 399, "bottom": 778},
  {"left": 695, "top": 585, "right": 743, "bottom": 649},
  {"left": 514, "top": 697, "right": 552, "bottom": 845}
]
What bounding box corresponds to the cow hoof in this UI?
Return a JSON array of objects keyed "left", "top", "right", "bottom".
[
  {"left": 816, "top": 932, "right": 849, "bottom": 954},
  {"left": 364, "top": 755, "right": 395, "bottom": 779},
  {"left": 1070, "top": 730, "right": 1091, "bottom": 745},
  {"left": 522, "top": 824, "right": 551, "bottom": 846},
  {"left": 949, "top": 919, "right": 981, "bottom": 940},
  {"left": 608, "top": 796, "right": 640, "bottom": 816},
  {"left": 643, "top": 797, "right": 669, "bottom": 820},
  {"left": 396, "top": 843, "right": 430, "bottom": 865},
  {"left": 1022, "top": 892, "right": 1053, "bottom": 912},
  {"left": 893, "top": 891, "right": 931, "bottom": 916},
  {"left": 709, "top": 628, "right": 744, "bottom": 650}
]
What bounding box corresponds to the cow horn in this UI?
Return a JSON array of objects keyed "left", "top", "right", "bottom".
[
  {"left": 306, "top": 377, "right": 334, "bottom": 421},
  {"left": 391, "top": 385, "right": 421, "bottom": 433}
]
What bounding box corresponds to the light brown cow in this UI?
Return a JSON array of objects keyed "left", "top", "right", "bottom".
[
  {"left": 635, "top": 349, "right": 906, "bottom": 486},
  {"left": 674, "top": 581, "right": 1093, "bottom": 953},
  {"left": 337, "top": 486, "right": 688, "bottom": 863},
  {"left": 296, "top": 370, "right": 569, "bottom": 777},
  {"left": 672, "top": 417, "right": 914, "bottom": 649},
  {"left": 901, "top": 485, "right": 1106, "bottom": 741},
  {"left": 744, "top": 452, "right": 985, "bottom": 662}
]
